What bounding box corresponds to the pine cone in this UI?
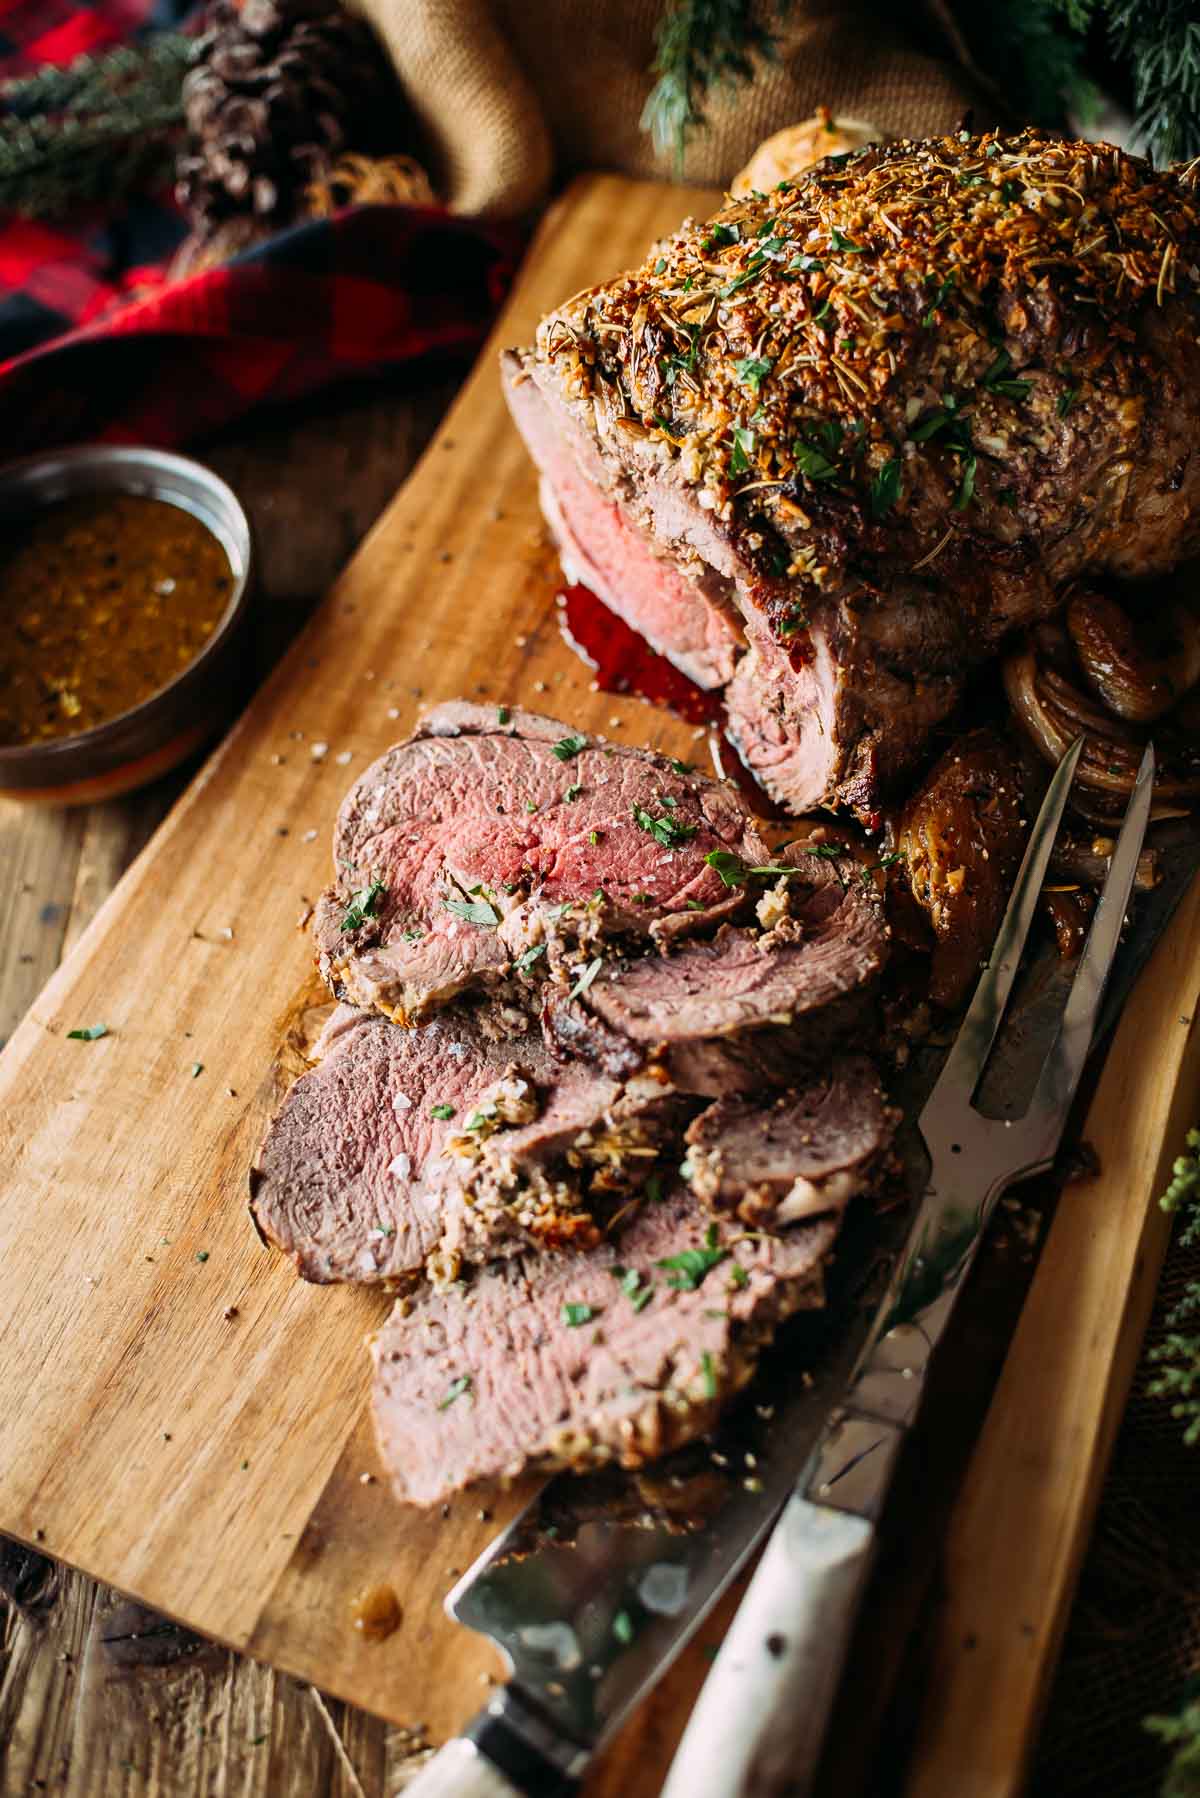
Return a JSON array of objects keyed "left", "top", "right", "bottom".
[{"left": 175, "top": 0, "right": 402, "bottom": 235}]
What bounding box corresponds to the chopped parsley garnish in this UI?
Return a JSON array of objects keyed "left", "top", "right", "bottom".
[
  {"left": 861, "top": 851, "right": 903, "bottom": 884},
  {"left": 909, "top": 403, "right": 958, "bottom": 443},
  {"left": 981, "top": 349, "right": 1031, "bottom": 401},
  {"left": 788, "top": 252, "right": 824, "bottom": 273},
  {"left": 552, "top": 734, "right": 588, "bottom": 761},
  {"left": 829, "top": 227, "right": 864, "bottom": 253},
  {"left": 654, "top": 257, "right": 667, "bottom": 273},
  {"left": 1057, "top": 386, "right": 1080, "bottom": 418},
  {"left": 613, "top": 1610, "right": 635, "bottom": 1646},
  {"left": 614, "top": 1266, "right": 654, "bottom": 1312},
  {"left": 728, "top": 425, "right": 756, "bottom": 476},
  {"left": 497, "top": 705, "right": 511, "bottom": 725},
  {"left": 778, "top": 603, "right": 807, "bottom": 638},
  {"left": 67, "top": 1023, "right": 108, "bottom": 1041},
  {"left": 1001, "top": 178, "right": 1022, "bottom": 203},
  {"left": 437, "top": 1374, "right": 472, "bottom": 1410},
  {"left": 633, "top": 803, "right": 699, "bottom": 850},
  {"left": 195, "top": 1250, "right": 209, "bottom": 1263},
  {"left": 645, "top": 1174, "right": 663, "bottom": 1204},
  {"left": 954, "top": 449, "right": 978, "bottom": 512},
  {"left": 464, "top": 1103, "right": 498, "bottom": 1132},
  {"left": 701, "top": 1351, "right": 718, "bottom": 1398},
  {"left": 733, "top": 356, "right": 773, "bottom": 395},
  {"left": 921, "top": 270, "right": 956, "bottom": 328},
  {"left": 430, "top": 1103, "right": 455, "bottom": 1120},
  {"left": 704, "top": 845, "right": 849, "bottom": 887},
  {"left": 793, "top": 441, "right": 837, "bottom": 482},
  {"left": 658, "top": 1226, "right": 729, "bottom": 1291},
  {"left": 340, "top": 878, "right": 386, "bottom": 932},
  {"left": 705, "top": 849, "right": 795, "bottom": 887},
  {"left": 702, "top": 224, "right": 738, "bottom": 251},
  {"left": 525, "top": 800, "right": 538, "bottom": 813},
  {"left": 190, "top": 1062, "right": 204, "bottom": 1079},
  {"left": 909, "top": 398, "right": 977, "bottom": 510},
  {"left": 719, "top": 260, "right": 766, "bottom": 298},
  {"left": 589, "top": 829, "right": 602, "bottom": 845},
  {"left": 729, "top": 1263, "right": 749, "bottom": 1290},
  {"left": 568, "top": 956, "right": 603, "bottom": 1001},
  {"left": 443, "top": 892, "right": 500, "bottom": 927},
  {"left": 564, "top": 782, "right": 582, "bottom": 802},
  {"left": 869, "top": 457, "right": 902, "bottom": 519},
  {"left": 515, "top": 943, "right": 546, "bottom": 973},
  {"left": 562, "top": 1302, "right": 595, "bottom": 1327},
  {"left": 668, "top": 758, "right": 691, "bottom": 775}
]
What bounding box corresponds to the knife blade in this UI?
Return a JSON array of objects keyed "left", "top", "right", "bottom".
[{"left": 403, "top": 810, "right": 1200, "bottom": 1798}]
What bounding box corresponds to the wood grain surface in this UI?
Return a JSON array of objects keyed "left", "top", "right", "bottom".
[
  {"left": 0, "top": 173, "right": 726, "bottom": 1764},
  {"left": 904, "top": 865, "right": 1200, "bottom": 1798},
  {"left": 0, "top": 173, "right": 1195, "bottom": 1798},
  {"left": 0, "top": 372, "right": 462, "bottom": 1797}
]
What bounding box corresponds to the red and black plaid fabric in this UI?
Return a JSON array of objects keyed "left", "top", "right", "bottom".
[{"left": 0, "top": 1, "right": 522, "bottom": 453}]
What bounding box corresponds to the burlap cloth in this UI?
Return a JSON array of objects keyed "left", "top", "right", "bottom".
[
  {"left": 355, "top": 0, "right": 1000, "bottom": 216},
  {"left": 344, "top": 3, "right": 1196, "bottom": 1784}
]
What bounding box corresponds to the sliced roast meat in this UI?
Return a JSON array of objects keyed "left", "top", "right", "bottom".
[
  {"left": 685, "top": 1055, "right": 894, "bottom": 1227},
  {"left": 434, "top": 1067, "right": 692, "bottom": 1275},
  {"left": 371, "top": 1186, "right": 837, "bottom": 1506},
  {"left": 249, "top": 1002, "right": 556, "bottom": 1282},
  {"left": 505, "top": 132, "right": 1200, "bottom": 820},
  {"left": 547, "top": 843, "right": 889, "bottom": 1095},
  {"left": 519, "top": 365, "right": 743, "bottom": 689},
  {"left": 313, "top": 701, "right": 768, "bottom": 1022},
  {"left": 250, "top": 1001, "right": 693, "bottom": 1284}
]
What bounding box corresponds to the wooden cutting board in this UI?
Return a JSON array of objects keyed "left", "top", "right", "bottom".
[{"left": 0, "top": 174, "right": 1197, "bottom": 1798}]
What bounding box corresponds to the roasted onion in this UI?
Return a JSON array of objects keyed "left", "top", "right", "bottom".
[
  {"left": 896, "top": 727, "right": 1027, "bottom": 1009},
  {"left": 1067, "top": 590, "right": 1200, "bottom": 723},
  {"left": 1003, "top": 645, "right": 1200, "bottom": 819},
  {"left": 1049, "top": 828, "right": 1160, "bottom": 893}
]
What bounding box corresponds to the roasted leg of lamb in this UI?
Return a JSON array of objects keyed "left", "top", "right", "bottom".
[{"left": 504, "top": 130, "right": 1200, "bottom": 822}]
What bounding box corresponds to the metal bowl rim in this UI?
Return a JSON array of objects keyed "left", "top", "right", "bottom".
[{"left": 0, "top": 443, "right": 253, "bottom": 772}]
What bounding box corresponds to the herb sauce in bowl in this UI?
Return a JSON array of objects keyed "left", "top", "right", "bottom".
[{"left": 0, "top": 493, "right": 234, "bottom": 748}]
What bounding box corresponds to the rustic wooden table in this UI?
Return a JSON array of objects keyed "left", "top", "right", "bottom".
[{"left": 0, "top": 375, "right": 460, "bottom": 1797}]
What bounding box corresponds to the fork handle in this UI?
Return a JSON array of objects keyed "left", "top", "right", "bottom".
[{"left": 661, "top": 1498, "right": 877, "bottom": 1798}]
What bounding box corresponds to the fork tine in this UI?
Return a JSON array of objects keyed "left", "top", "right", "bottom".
[
  {"left": 920, "top": 736, "right": 1084, "bottom": 1128},
  {"left": 1025, "top": 741, "right": 1156, "bottom": 1136}
]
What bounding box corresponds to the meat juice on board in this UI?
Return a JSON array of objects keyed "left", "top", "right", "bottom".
[{"left": 555, "top": 581, "right": 789, "bottom": 820}]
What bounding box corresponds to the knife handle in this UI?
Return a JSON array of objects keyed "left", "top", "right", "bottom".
[
  {"left": 404, "top": 1689, "right": 580, "bottom": 1798},
  {"left": 404, "top": 1738, "right": 525, "bottom": 1798},
  {"left": 661, "top": 1495, "right": 877, "bottom": 1798}
]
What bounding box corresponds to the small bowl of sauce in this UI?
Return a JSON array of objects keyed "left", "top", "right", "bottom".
[{"left": 0, "top": 446, "right": 252, "bottom": 803}]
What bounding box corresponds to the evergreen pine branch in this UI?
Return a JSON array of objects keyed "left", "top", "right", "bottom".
[
  {"left": 1144, "top": 1679, "right": 1200, "bottom": 1798},
  {"left": 1104, "top": 0, "right": 1200, "bottom": 165},
  {"left": 641, "top": 0, "right": 790, "bottom": 170},
  {"left": 950, "top": 0, "right": 1099, "bottom": 134},
  {"left": 1146, "top": 1128, "right": 1200, "bottom": 1446},
  {"left": 0, "top": 34, "right": 194, "bottom": 218},
  {"left": 639, "top": 0, "right": 1200, "bottom": 173}
]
